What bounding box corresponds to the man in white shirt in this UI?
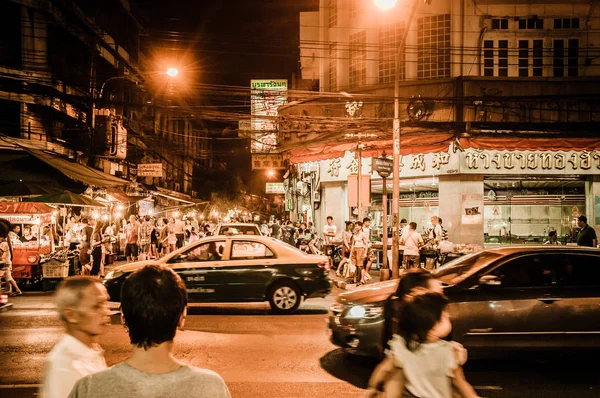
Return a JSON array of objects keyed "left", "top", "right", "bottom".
[
  {"left": 399, "top": 219, "right": 409, "bottom": 238},
  {"left": 400, "top": 222, "right": 424, "bottom": 269},
  {"left": 429, "top": 216, "right": 443, "bottom": 244},
  {"left": 323, "top": 216, "right": 337, "bottom": 244},
  {"left": 40, "top": 276, "right": 111, "bottom": 398},
  {"left": 173, "top": 216, "right": 186, "bottom": 248}
]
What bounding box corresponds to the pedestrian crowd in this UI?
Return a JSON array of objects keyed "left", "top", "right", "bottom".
[{"left": 58, "top": 213, "right": 214, "bottom": 277}]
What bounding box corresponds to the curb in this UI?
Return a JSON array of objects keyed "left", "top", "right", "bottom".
[{"left": 0, "top": 303, "right": 13, "bottom": 312}]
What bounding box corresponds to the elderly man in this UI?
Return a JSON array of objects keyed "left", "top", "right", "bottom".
[
  {"left": 69, "top": 265, "right": 230, "bottom": 398},
  {"left": 39, "top": 276, "right": 111, "bottom": 398}
]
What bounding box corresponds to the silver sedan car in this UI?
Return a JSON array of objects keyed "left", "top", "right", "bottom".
[{"left": 327, "top": 246, "right": 600, "bottom": 357}]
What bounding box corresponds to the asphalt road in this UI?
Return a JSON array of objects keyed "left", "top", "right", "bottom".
[{"left": 1, "top": 290, "right": 600, "bottom": 398}]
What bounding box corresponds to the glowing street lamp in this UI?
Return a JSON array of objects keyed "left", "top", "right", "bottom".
[
  {"left": 166, "top": 67, "right": 179, "bottom": 77},
  {"left": 373, "top": 0, "right": 398, "bottom": 10}
]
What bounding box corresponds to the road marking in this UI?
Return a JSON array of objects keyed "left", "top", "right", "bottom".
[
  {"left": 0, "top": 384, "right": 503, "bottom": 391},
  {"left": 0, "top": 384, "right": 41, "bottom": 388}
]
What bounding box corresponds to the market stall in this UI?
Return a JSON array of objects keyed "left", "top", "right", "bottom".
[{"left": 0, "top": 202, "right": 57, "bottom": 283}]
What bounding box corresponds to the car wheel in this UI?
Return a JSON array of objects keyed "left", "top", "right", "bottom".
[{"left": 268, "top": 281, "right": 301, "bottom": 314}]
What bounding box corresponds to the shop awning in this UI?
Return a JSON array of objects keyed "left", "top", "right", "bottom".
[
  {"left": 0, "top": 202, "right": 56, "bottom": 215},
  {"left": 459, "top": 137, "right": 600, "bottom": 151},
  {"left": 107, "top": 191, "right": 151, "bottom": 202},
  {"left": 28, "top": 150, "right": 130, "bottom": 188},
  {"left": 153, "top": 188, "right": 199, "bottom": 205},
  {"left": 285, "top": 133, "right": 455, "bottom": 163}
]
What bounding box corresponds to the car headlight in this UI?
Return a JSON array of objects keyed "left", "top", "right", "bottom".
[
  {"left": 344, "top": 304, "right": 384, "bottom": 319},
  {"left": 104, "top": 270, "right": 124, "bottom": 280}
]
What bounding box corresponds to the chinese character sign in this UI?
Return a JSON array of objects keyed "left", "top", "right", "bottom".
[{"left": 251, "top": 79, "right": 287, "bottom": 153}]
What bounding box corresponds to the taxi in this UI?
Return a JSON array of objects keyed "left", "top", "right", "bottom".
[{"left": 104, "top": 235, "right": 332, "bottom": 313}]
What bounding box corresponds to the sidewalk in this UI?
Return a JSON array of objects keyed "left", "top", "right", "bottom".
[{"left": 329, "top": 268, "right": 382, "bottom": 290}]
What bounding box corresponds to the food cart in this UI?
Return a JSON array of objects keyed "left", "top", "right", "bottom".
[{"left": 0, "top": 202, "right": 57, "bottom": 283}]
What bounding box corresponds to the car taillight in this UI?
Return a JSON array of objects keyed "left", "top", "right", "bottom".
[
  {"left": 0, "top": 294, "right": 7, "bottom": 304},
  {"left": 318, "top": 261, "right": 330, "bottom": 273}
]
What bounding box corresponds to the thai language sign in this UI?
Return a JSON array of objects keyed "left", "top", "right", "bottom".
[
  {"left": 316, "top": 147, "right": 600, "bottom": 182},
  {"left": 265, "top": 183, "right": 285, "bottom": 194},
  {"left": 250, "top": 79, "right": 287, "bottom": 153},
  {"left": 137, "top": 163, "right": 163, "bottom": 177}
]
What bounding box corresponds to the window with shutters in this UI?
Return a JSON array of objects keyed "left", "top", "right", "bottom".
[
  {"left": 518, "top": 39, "right": 543, "bottom": 77},
  {"left": 328, "top": 0, "right": 337, "bottom": 28},
  {"left": 349, "top": 31, "right": 367, "bottom": 88},
  {"left": 553, "top": 39, "right": 579, "bottom": 77},
  {"left": 417, "top": 14, "right": 451, "bottom": 79},
  {"left": 379, "top": 23, "right": 405, "bottom": 84},
  {"left": 329, "top": 44, "right": 337, "bottom": 91},
  {"left": 483, "top": 40, "right": 508, "bottom": 77},
  {"left": 491, "top": 19, "right": 508, "bottom": 30}
]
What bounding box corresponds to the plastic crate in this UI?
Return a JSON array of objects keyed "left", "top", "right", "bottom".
[{"left": 42, "top": 261, "right": 69, "bottom": 278}]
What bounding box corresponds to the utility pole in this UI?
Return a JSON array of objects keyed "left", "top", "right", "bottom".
[{"left": 391, "top": 0, "right": 420, "bottom": 279}]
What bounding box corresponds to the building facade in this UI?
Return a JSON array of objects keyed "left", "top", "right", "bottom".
[
  {"left": 279, "top": 0, "right": 600, "bottom": 245},
  {"left": 0, "top": 0, "right": 201, "bottom": 199}
]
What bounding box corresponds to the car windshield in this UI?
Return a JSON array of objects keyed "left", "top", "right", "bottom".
[
  {"left": 220, "top": 225, "right": 260, "bottom": 235},
  {"left": 274, "top": 239, "right": 310, "bottom": 256},
  {"left": 434, "top": 251, "right": 503, "bottom": 285}
]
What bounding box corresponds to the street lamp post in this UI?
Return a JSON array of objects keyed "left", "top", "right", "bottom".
[
  {"left": 91, "top": 68, "right": 180, "bottom": 129},
  {"left": 373, "top": 154, "right": 393, "bottom": 281},
  {"left": 375, "top": 0, "right": 421, "bottom": 279}
]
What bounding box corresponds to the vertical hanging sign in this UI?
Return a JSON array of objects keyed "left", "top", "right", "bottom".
[{"left": 250, "top": 79, "right": 287, "bottom": 153}]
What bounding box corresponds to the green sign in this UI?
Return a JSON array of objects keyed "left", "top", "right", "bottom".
[{"left": 285, "top": 199, "right": 293, "bottom": 211}]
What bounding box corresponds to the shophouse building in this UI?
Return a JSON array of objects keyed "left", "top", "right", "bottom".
[
  {"left": 277, "top": 0, "right": 600, "bottom": 246},
  {"left": 0, "top": 0, "right": 201, "bottom": 202}
]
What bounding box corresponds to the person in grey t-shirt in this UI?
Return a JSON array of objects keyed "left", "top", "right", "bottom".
[{"left": 69, "top": 265, "right": 230, "bottom": 398}]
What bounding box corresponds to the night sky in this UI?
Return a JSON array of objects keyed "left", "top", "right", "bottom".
[
  {"left": 135, "top": 0, "right": 318, "bottom": 196},
  {"left": 136, "top": 0, "right": 318, "bottom": 87}
]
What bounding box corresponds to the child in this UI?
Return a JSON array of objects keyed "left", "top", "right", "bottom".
[
  {"left": 368, "top": 291, "right": 479, "bottom": 398},
  {"left": 0, "top": 235, "right": 22, "bottom": 296}
]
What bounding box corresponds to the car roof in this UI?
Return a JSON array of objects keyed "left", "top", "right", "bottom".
[
  {"left": 187, "top": 234, "right": 312, "bottom": 257},
  {"left": 479, "top": 245, "right": 600, "bottom": 256},
  {"left": 216, "top": 223, "right": 259, "bottom": 227}
]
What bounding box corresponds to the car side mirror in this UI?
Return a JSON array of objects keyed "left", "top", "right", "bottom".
[{"left": 478, "top": 274, "right": 501, "bottom": 287}]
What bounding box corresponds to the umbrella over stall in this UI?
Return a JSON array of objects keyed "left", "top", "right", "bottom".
[
  {"left": 0, "top": 180, "right": 67, "bottom": 198},
  {"left": 23, "top": 191, "right": 106, "bottom": 208}
]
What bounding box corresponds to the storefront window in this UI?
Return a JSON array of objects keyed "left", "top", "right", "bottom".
[{"left": 483, "top": 179, "right": 585, "bottom": 245}]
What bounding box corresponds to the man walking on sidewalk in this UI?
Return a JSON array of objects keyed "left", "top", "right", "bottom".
[{"left": 39, "top": 276, "right": 111, "bottom": 398}]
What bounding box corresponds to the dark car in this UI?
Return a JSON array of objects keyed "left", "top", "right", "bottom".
[
  {"left": 104, "top": 235, "right": 332, "bottom": 313},
  {"left": 328, "top": 246, "right": 600, "bottom": 357}
]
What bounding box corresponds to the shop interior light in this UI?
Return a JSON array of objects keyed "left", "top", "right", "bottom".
[
  {"left": 102, "top": 214, "right": 109, "bottom": 221},
  {"left": 115, "top": 212, "right": 123, "bottom": 219},
  {"left": 117, "top": 204, "right": 125, "bottom": 211},
  {"left": 173, "top": 211, "right": 180, "bottom": 218}
]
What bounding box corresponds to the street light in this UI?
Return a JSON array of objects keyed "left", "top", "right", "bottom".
[
  {"left": 373, "top": 0, "right": 398, "bottom": 10},
  {"left": 98, "top": 68, "right": 180, "bottom": 100},
  {"left": 374, "top": 0, "right": 422, "bottom": 278}
]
